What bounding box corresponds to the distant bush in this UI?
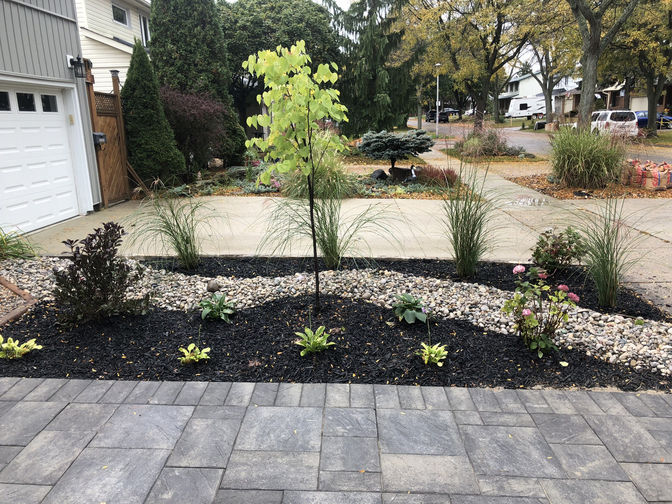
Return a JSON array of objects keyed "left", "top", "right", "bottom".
[
  {"left": 53, "top": 222, "right": 147, "bottom": 322},
  {"left": 550, "top": 128, "right": 625, "bottom": 188},
  {"left": 454, "top": 130, "right": 524, "bottom": 157},
  {"left": 532, "top": 227, "right": 586, "bottom": 273},
  {"left": 358, "top": 130, "right": 434, "bottom": 169},
  {"left": 418, "top": 165, "right": 458, "bottom": 187}
]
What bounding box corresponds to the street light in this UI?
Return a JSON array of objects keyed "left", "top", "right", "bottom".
[{"left": 435, "top": 63, "right": 442, "bottom": 137}]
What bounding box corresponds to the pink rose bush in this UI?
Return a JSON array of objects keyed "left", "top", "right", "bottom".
[{"left": 502, "top": 266, "right": 579, "bottom": 358}]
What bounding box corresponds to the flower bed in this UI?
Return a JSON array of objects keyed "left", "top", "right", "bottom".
[{"left": 1, "top": 257, "right": 671, "bottom": 389}]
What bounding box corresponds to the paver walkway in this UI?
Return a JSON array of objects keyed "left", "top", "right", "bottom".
[{"left": 0, "top": 377, "right": 671, "bottom": 503}]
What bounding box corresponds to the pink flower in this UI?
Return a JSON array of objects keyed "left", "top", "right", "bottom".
[
  {"left": 522, "top": 308, "right": 532, "bottom": 316},
  {"left": 568, "top": 292, "right": 580, "bottom": 303},
  {"left": 513, "top": 265, "right": 526, "bottom": 275},
  {"left": 538, "top": 272, "right": 548, "bottom": 279},
  {"left": 557, "top": 284, "right": 569, "bottom": 292}
]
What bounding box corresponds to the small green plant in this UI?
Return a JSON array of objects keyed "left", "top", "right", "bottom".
[
  {"left": 416, "top": 342, "right": 448, "bottom": 366},
  {"left": 200, "top": 292, "right": 236, "bottom": 322},
  {"left": 532, "top": 227, "right": 586, "bottom": 273},
  {"left": 442, "top": 166, "right": 494, "bottom": 278},
  {"left": 294, "top": 326, "right": 335, "bottom": 356},
  {"left": 550, "top": 128, "right": 625, "bottom": 188},
  {"left": 0, "top": 335, "right": 42, "bottom": 359},
  {"left": 501, "top": 265, "right": 577, "bottom": 359},
  {"left": 0, "top": 228, "right": 35, "bottom": 260},
  {"left": 178, "top": 343, "right": 211, "bottom": 364},
  {"left": 393, "top": 293, "right": 427, "bottom": 324}
]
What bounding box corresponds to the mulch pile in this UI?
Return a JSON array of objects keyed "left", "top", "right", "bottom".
[{"left": 1, "top": 295, "right": 668, "bottom": 391}]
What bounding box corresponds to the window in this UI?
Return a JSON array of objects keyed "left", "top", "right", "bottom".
[
  {"left": 610, "top": 111, "right": 635, "bottom": 122},
  {"left": 112, "top": 4, "right": 129, "bottom": 26},
  {"left": 0, "top": 92, "right": 9, "bottom": 111},
  {"left": 519, "top": 103, "right": 528, "bottom": 110},
  {"left": 17, "top": 93, "right": 36, "bottom": 112},
  {"left": 140, "top": 14, "right": 150, "bottom": 46},
  {"left": 41, "top": 94, "right": 58, "bottom": 112}
]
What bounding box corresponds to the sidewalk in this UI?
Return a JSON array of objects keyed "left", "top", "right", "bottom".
[{"left": 0, "top": 377, "right": 670, "bottom": 503}]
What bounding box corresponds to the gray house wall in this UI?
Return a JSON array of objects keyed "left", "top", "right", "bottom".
[{"left": 0, "top": 0, "right": 102, "bottom": 205}]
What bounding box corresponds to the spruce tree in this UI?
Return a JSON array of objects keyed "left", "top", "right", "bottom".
[{"left": 121, "top": 41, "right": 186, "bottom": 184}]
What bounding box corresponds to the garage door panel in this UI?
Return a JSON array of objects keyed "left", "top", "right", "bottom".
[{"left": 0, "top": 85, "right": 79, "bottom": 233}]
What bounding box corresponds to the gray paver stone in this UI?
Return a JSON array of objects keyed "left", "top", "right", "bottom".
[
  {"left": 586, "top": 391, "right": 630, "bottom": 416},
  {"left": 320, "top": 437, "right": 380, "bottom": 472},
  {"left": 149, "top": 382, "right": 185, "bottom": 405},
  {"left": 23, "top": 379, "right": 67, "bottom": 402},
  {"left": 275, "top": 383, "right": 303, "bottom": 406},
  {"left": 541, "top": 390, "right": 576, "bottom": 414},
  {"left": 192, "top": 405, "right": 246, "bottom": 420},
  {"left": 532, "top": 414, "right": 601, "bottom": 444},
  {"left": 470, "top": 388, "right": 502, "bottom": 412},
  {"left": 378, "top": 409, "right": 463, "bottom": 455},
  {"left": 0, "top": 430, "right": 93, "bottom": 484},
  {"left": 614, "top": 393, "right": 656, "bottom": 417},
  {"left": 549, "top": 444, "right": 628, "bottom": 480},
  {"left": 325, "top": 384, "right": 350, "bottom": 407},
  {"left": 99, "top": 381, "right": 138, "bottom": 404},
  {"left": 319, "top": 471, "right": 382, "bottom": 492},
  {"left": 516, "top": 390, "right": 552, "bottom": 414},
  {"left": 638, "top": 393, "right": 672, "bottom": 417},
  {"left": 283, "top": 491, "right": 382, "bottom": 504},
  {"left": 374, "top": 385, "right": 400, "bottom": 409},
  {"left": 453, "top": 410, "right": 484, "bottom": 425},
  {"left": 124, "top": 381, "right": 161, "bottom": 404},
  {"left": 540, "top": 479, "right": 646, "bottom": 504},
  {"left": 0, "top": 378, "right": 43, "bottom": 401},
  {"left": 420, "top": 386, "right": 450, "bottom": 410},
  {"left": 174, "top": 381, "right": 208, "bottom": 405},
  {"left": 323, "top": 408, "right": 377, "bottom": 437},
  {"left": 225, "top": 382, "right": 255, "bottom": 406},
  {"left": 0, "top": 401, "right": 15, "bottom": 419},
  {"left": 91, "top": 404, "right": 193, "bottom": 449},
  {"left": 0, "top": 447, "right": 22, "bottom": 465},
  {"left": 221, "top": 450, "right": 319, "bottom": 490},
  {"left": 480, "top": 412, "right": 534, "bottom": 427},
  {"left": 145, "top": 467, "right": 222, "bottom": 504},
  {"left": 301, "top": 383, "right": 326, "bottom": 407},
  {"left": 621, "top": 463, "right": 672, "bottom": 501},
  {"left": 0, "top": 484, "right": 51, "bottom": 504},
  {"left": 199, "top": 382, "right": 232, "bottom": 406},
  {"left": 251, "top": 383, "right": 279, "bottom": 406},
  {"left": 563, "top": 391, "right": 603, "bottom": 415},
  {"left": 585, "top": 414, "right": 670, "bottom": 463},
  {"left": 236, "top": 406, "right": 322, "bottom": 451},
  {"left": 0, "top": 401, "right": 66, "bottom": 445},
  {"left": 73, "top": 380, "right": 113, "bottom": 403},
  {"left": 213, "top": 489, "right": 283, "bottom": 503},
  {"left": 445, "top": 387, "right": 476, "bottom": 410},
  {"left": 46, "top": 403, "right": 118, "bottom": 432},
  {"left": 42, "top": 447, "right": 170, "bottom": 504},
  {"left": 494, "top": 389, "right": 526, "bottom": 413},
  {"left": 0, "top": 378, "right": 19, "bottom": 398},
  {"left": 168, "top": 417, "right": 241, "bottom": 467},
  {"left": 397, "top": 386, "right": 425, "bottom": 409},
  {"left": 451, "top": 497, "right": 548, "bottom": 504},
  {"left": 477, "top": 476, "right": 545, "bottom": 497},
  {"left": 380, "top": 454, "right": 479, "bottom": 493},
  {"left": 349, "top": 384, "right": 374, "bottom": 408},
  {"left": 461, "top": 425, "right": 565, "bottom": 478},
  {"left": 48, "top": 379, "right": 91, "bottom": 402}
]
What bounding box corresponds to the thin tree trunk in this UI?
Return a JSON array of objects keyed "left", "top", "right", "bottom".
[
  {"left": 474, "top": 81, "right": 489, "bottom": 132},
  {"left": 645, "top": 74, "right": 665, "bottom": 137},
  {"left": 416, "top": 85, "right": 423, "bottom": 130},
  {"left": 623, "top": 75, "right": 633, "bottom": 110},
  {"left": 307, "top": 171, "right": 320, "bottom": 310},
  {"left": 578, "top": 50, "right": 599, "bottom": 129}
]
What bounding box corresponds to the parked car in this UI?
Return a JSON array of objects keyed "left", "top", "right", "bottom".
[
  {"left": 591, "top": 110, "right": 638, "bottom": 136},
  {"left": 635, "top": 111, "right": 672, "bottom": 129},
  {"left": 425, "top": 108, "right": 458, "bottom": 123}
]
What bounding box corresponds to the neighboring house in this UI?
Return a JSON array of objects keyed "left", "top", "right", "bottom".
[
  {"left": 0, "top": 0, "right": 101, "bottom": 233},
  {"left": 601, "top": 82, "right": 672, "bottom": 113},
  {"left": 75, "top": 0, "right": 151, "bottom": 92},
  {"left": 498, "top": 73, "right": 579, "bottom": 117}
]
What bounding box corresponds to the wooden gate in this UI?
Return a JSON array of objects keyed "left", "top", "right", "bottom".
[{"left": 85, "top": 63, "right": 130, "bottom": 207}]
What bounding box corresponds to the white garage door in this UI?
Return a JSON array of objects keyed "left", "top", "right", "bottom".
[{"left": 0, "top": 85, "right": 80, "bottom": 233}]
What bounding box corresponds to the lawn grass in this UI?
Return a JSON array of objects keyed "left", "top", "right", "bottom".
[
  {"left": 441, "top": 148, "right": 543, "bottom": 163},
  {"left": 641, "top": 129, "right": 672, "bottom": 147}
]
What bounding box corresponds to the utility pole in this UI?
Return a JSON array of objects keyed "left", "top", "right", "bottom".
[{"left": 435, "top": 63, "right": 441, "bottom": 137}]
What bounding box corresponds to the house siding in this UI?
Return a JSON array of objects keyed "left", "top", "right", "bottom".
[
  {"left": 81, "top": 36, "right": 132, "bottom": 91},
  {"left": 0, "top": 0, "right": 102, "bottom": 204}
]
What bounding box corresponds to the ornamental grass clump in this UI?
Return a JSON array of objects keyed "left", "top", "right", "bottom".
[
  {"left": 0, "top": 228, "right": 35, "bottom": 260},
  {"left": 502, "top": 265, "right": 576, "bottom": 360},
  {"left": 550, "top": 128, "right": 625, "bottom": 188},
  {"left": 442, "top": 166, "right": 494, "bottom": 278},
  {"left": 578, "top": 198, "right": 640, "bottom": 308}
]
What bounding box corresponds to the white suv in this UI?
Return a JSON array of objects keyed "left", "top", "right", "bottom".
[{"left": 591, "top": 110, "right": 638, "bottom": 136}]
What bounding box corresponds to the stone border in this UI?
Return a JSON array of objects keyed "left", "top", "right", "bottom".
[{"left": 0, "top": 276, "right": 36, "bottom": 326}]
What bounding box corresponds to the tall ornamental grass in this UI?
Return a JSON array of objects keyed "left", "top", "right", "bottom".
[
  {"left": 578, "top": 198, "right": 640, "bottom": 308},
  {"left": 551, "top": 128, "right": 625, "bottom": 189},
  {"left": 442, "top": 166, "right": 494, "bottom": 278},
  {"left": 0, "top": 228, "right": 35, "bottom": 260}
]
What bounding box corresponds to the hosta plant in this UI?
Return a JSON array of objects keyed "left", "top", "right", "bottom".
[
  {"left": 200, "top": 293, "right": 236, "bottom": 322},
  {"left": 501, "top": 265, "right": 577, "bottom": 360},
  {"left": 295, "top": 326, "right": 335, "bottom": 356},
  {"left": 416, "top": 342, "right": 448, "bottom": 367},
  {"left": 0, "top": 336, "right": 42, "bottom": 359},
  {"left": 392, "top": 294, "right": 427, "bottom": 324},
  {"left": 178, "top": 343, "right": 211, "bottom": 364}
]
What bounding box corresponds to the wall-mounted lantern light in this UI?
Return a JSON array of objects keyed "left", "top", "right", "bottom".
[{"left": 66, "top": 54, "right": 85, "bottom": 79}]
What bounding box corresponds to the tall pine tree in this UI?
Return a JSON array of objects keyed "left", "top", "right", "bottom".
[{"left": 121, "top": 41, "right": 185, "bottom": 184}]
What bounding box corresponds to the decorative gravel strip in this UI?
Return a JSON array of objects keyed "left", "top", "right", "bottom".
[{"left": 2, "top": 257, "right": 672, "bottom": 376}]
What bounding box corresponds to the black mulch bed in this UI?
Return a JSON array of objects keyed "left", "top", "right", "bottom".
[
  {"left": 141, "top": 256, "right": 671, "bottom": 322},
  {"left": 1, "top": 295, "right": 669, "bottom": 392}
]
